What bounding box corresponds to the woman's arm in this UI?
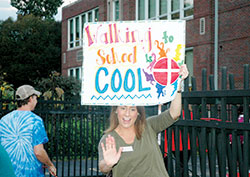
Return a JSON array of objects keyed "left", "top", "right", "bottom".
[
  {"left": 169, "top": 64, "right": 189, "bottom": 120},
  {"left": 99, "top": 135, "right": 122, "bottom": 173},
  {"left": 99, "top": 160, "right": 113, "bottom": 174}
]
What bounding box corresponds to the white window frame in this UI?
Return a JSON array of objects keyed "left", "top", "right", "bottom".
[
  {"left": 67, "top": 8, "right": 99, "bottom": 50},
  {"left": 68, "top": 67, "right": 82, "bottom": 80},
  {"left": 135, "top": 0, "right": 193, "bottom": 20}
]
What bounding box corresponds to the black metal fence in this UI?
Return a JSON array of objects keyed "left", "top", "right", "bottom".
[{"left": 0, "top": 64, "right": 249, "bottom": 177}]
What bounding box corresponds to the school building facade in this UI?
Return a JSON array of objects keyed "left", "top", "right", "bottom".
[{"left": 61, "top": 0, "right": 249, "bottom": 90}]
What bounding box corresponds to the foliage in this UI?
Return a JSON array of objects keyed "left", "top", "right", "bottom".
[
  {"left": 34, "top": 71, "right": 81, "bottom": 100},
  {"left": 11, "top": 0, "right": 63, "bottom": 20},
  {"left": 0, "top": 73, "right": 16, "bottom": 111},
  {"left": 0, "top": 15, "right": 61, "bottom": 88}
]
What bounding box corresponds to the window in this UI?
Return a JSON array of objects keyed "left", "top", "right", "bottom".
[
  {"left": 88, "top": 11, "right": 93, "bottom": 22},
  {"left": 136, "top": 0, "right": 193, "bottom": 20},
  {"left": 69, "top": 19, "right": 74, "bottom": 48},
  {"left": 200, "top": 17, "right": 205, "bottom": 35},
  {"left": 149, "top": 0, "right": 156, "bottom": 19},
  {"left": 68, "top": 8, "right": 99, "bottom": 49},
  {"left": 81, "top": 14, "right": 86, "bottom": 32},
  {"left": 184, "top": 0, "right": 193, "bottom": 17},
  {"left": 107, "top": 0, "right": 120, "bottom": 21},
  {"left": 95, "top": 9, "right": 99, "bottom": 22},
  {"left": 138, "top": 0, "right": 145, "bottom": 20},
  {"left": 171, "top": 0, "right": 180, "bottom": 19},
  {"left": 185, "top": 48, "right": 193, "bottom": 87},
  {"left": 114, "top": 0, "right": 120, "bottom": 21},
  {"left": 108, "top": 1, "right": 111, "bottom": 20},
  {"left": 75, "top": 17, "right": 80, "bottom": 47},
  {"left": 68, "top": 67, "right": 82, "bottom": 80},
  {"left": 160, "top": 0, "right": 167, "bottom": 15}
]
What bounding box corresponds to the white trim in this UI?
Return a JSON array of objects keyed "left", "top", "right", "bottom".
[
  {"left": 145, "top": 0, "right": 149, "bottom": 19},
  {"left": 135, "top": 0, "right": 138, "bottom": 20}
]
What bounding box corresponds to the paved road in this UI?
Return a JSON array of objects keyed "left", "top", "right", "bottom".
[
  {"left": 45, "top": 159, "right": 104, "bottom": 177},
  {"left": 45, "top": 157, "right": 224, "bottom": 177}
]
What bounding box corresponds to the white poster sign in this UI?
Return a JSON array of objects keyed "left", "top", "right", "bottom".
[{"left": 81, "top": 20, "right": 186, "bottom": 106}]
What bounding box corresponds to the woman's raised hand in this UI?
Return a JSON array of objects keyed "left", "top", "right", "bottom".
[
  {"left": 179, "top": 64, "right": 189, "bottom": 81},
  {"left": 101, "top": 135, "right": 122, "bottom": 168}
]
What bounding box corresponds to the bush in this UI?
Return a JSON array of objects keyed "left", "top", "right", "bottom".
[{"left": 35, "top": 71, "right": 81, "bottom": 101}]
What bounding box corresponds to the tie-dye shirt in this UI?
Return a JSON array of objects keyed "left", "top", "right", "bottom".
[{"left": 0, "top": 110, "right": 48, "bottom": 177}]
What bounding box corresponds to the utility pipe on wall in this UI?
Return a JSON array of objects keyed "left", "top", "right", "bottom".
[{"left": 214, "top": 0, "right": 219, "bottom": 90}]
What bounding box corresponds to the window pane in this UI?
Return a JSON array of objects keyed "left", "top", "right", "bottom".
[
  {"left": 108, "top": 2, "right": 111, "bottom": 20},
  {"left": 70, "top": 69, "right": 74, "bottom": 77},
  {"left": 185, "top": 8, "right": 193, "bottom": 17},
  {"left": 115, "top": 1, "right": 119, "bottom": 21},
  {"left": 70, "top": 19, "right": 74, "bottom": 48},
  {"left": 82, "top": 14, "right": 86, "bottom": 31},
  {"left": 184, "top": 0, "right": 193, "bottom": 8},
  {"left": 149, "top": 0, "right": 156, "bottom": 18},
  {"left": 75, "top": 17, "right": 80, "bottom": 46},
  {"left": 138, "top": 0, "right": 145, "bottom": 20},
  {"left": 88, "top": 12, "right": 92, "bottom": 22},
  {"left": 95, "top": 9, "right": 99, "bottom": 21},
  {"left": 160, "top": 0, "right": 167, "bottom": 15},
  {"left": 185, "top": 50, "right": 193, "bottom": 85},
  {"left": 171, "top": 0, "right": 179, "bottom": 11},
  {"left": 76, "top": 68, "right": 80, "bottom": 80},
  {"left": 70, "top": 19, "right": 73, "bottom": 42},
  {"left": 171, "top": 13, "right": 179, "bottom": 19}
]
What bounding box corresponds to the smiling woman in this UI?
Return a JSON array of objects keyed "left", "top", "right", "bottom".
[{"left": 98, "top": 65, "right": 189, "bottom": 177}]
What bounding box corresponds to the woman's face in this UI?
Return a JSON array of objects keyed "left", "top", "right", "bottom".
[{"left": 116, "top": 106, "right": 138, "bottom": 129}]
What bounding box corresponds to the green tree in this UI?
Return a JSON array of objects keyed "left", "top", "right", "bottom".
[
  {"left": 35, "top": 71, "right": 81, "bottom": 100},
  {"left": 11, "top": 0, "right": 63, "bottom": 19},
  {"left": 0, "top": 15, "right": 61, "bottom": 88}
]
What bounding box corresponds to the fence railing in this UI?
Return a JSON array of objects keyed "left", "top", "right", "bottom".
[
  {"left": 163, "top": 64, "right": 249, "bottom": 177},
  {"left": 0, "top": 64, "right": 249, "bottom": 177}
]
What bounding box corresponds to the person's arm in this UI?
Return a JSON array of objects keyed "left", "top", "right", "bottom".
[
  {"left": 169, "top": 64, "right": 189, "bottom": 120},
  {"left": 99, "top": 135, "right": 122, "bottom": 174},
  {"left": 99, "top": 159, "right": 113, "bottom": 174},
  {"left": 34, "top": 144, "right": 57, "bottom": 177}
]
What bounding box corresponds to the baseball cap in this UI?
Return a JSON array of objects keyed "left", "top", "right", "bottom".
[{"left": 16, "top": 85, "right": 41, "bottom": 100}]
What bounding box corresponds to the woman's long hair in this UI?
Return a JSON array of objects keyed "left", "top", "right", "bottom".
[{"left": 105, "top": 106, "right": 146, "bottom": 140}]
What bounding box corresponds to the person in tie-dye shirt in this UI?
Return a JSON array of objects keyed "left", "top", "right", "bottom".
[{"left": 0, "top": 85, "right": 57, "bottom": 177}]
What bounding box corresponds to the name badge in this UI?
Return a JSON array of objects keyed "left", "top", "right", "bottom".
[{"left": 122, "top": 146, "right": 133, "bottom": 152}]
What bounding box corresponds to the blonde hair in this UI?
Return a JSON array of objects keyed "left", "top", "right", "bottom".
[{"left": 105, "top": 106, "right": 146, "bottom": 140}]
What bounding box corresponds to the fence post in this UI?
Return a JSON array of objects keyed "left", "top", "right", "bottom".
[
  {"left": 242, "top": 64, "right": 249, "bottom": 177},
  {"left": 228, "top": 73, "right": 238, "bottom": 177},
  {"left": 244, "top": 64, "right": 249, "bottom": 89}
]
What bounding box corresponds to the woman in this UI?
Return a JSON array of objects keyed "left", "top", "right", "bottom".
[{"left": 98, "top": 65, "right": 189, "bottom": 177}]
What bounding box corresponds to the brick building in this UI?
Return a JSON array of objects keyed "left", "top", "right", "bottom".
[{"left": 61, "top": 0, "right": 249, "bottom": 90}]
